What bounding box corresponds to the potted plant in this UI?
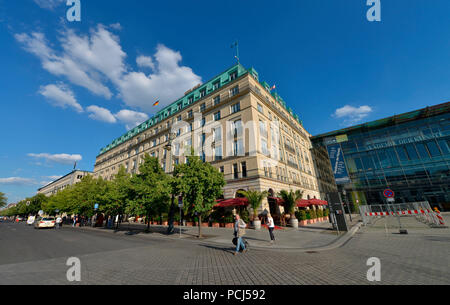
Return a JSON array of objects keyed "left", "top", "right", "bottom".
[
  {"left": 279, "top": 190, "right": 303, "bottom": 228},
  {"left": 317, "top": 209, "right": 324, "bottom": 222},
  {"left": 297, "top": 210, "right": 307, "bottom": 226},
  {"left": 310, "top": 209, "right": 317, "bottom": 224},
  {"left": 238, "top": 190, "right": 268, "bottom": 230},
  {"left": 224, "top": 214, "right": 234, "bottom": 228}
]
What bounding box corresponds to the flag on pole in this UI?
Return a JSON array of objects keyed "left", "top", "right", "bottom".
[
  {"left": 153, "top": 100, "right": 160, "bottom": 107},
  {"left": 271, "top": 84, "right": 276, "bottom": 91},
  {"left": 73, "top": 161, "right": 77, "bottom": 170}
]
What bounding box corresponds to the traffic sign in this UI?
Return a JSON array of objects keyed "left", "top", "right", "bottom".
[
  {"left": 383, "top": 189, "right": 395, "bottom": 198},
  {"left": 178, "top": 197, "right": 183, "bottom": 208}
]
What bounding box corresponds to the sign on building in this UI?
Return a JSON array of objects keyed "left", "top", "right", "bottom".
[{"left": 326, "top": 143, "right": 351, "bottom": 185}]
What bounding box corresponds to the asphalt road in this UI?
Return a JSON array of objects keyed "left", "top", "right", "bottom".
[{"left": 0, "top": 218, "right": 449, "bottom": 285}]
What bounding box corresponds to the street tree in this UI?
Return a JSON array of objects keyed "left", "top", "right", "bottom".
[
  {"left": 0, "top": 192, "right": 7, "bottom": 209},
  {"left": 102, "top": 166, "right": 132, "bottom": 229},
  {"left": 128, "top": 154, "right": 170, "bottom": 232},
  {"left": 175, "top": 150, "right": 225, "bottom": 238}
]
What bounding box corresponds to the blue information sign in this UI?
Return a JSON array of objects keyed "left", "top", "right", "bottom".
[{"left": 326, "top": 144, "right": 351, "bottom": 185}]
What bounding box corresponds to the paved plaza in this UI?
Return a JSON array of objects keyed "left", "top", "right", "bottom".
[{"left": 0, "top": 214, "right": 448, "bottom": 285}]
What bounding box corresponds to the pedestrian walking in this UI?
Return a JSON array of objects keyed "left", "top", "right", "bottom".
[
  {"left": 267, "top": 213, "right": 275, "bottom": 244},
  {"left": 56, "top": 216, "right": 62, "bottom": 229},
  {"left": 233, "top": 214, "right": 247, "bottom": 255},
  {"left": 72, "top": 216, "right": 77, "bottom": 227}
]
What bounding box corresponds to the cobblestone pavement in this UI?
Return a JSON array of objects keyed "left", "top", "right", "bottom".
[{"left": 0, "top": 215, "right": 448, "bottom": 285}]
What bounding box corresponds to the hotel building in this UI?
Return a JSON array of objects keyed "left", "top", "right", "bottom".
[
  {"left": 38, "top": 170, "right": 92, "bottom": 197},
  {"left": 93, "top": 64, "right": 327, "bottom": 214}
]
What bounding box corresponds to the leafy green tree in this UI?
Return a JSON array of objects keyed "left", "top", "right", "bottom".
[
  {"left": 101, "top": 166, "right": 133, "bottom": 229},
  {"left": 0, "top": 192, "right": 7, "bottom": 209},
  {"left": 175, "top": 150, "right": 225, "bottom": 238},
  {"left": 279, "top": 189, "right": 303, "bottom": 221},
  {"left": 128, "top": 154, "right": 170, "bottom": 232},
  {"left": 237, "top": 189, "right": 268, "bottom": 221}
]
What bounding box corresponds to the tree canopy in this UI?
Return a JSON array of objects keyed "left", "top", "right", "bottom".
[{"left": 174, "top": 150, "right": 225, "bottom": 237}]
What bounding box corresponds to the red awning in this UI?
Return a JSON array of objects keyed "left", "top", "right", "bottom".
[
  {"left": 297, "top": 199, "right": 329, "bottom": 207},
  {"left": 214, "top": 197, "right": 249, "bottom": 208},
  {"left": 309, "top": 199, "right": 328, "bottom": 206}
]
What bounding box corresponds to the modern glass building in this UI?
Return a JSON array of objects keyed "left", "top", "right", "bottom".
[{"left": 311, "top": 102, "right": 450, "bottom": 211}]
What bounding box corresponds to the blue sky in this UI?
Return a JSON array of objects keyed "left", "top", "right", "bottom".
[{"left": 1, "top": 0, "right": 449, "bottom": 203}]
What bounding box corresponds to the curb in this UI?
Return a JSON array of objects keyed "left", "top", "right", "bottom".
[{"left": 72, "top": 221, "right": 363, "bottom": 253}]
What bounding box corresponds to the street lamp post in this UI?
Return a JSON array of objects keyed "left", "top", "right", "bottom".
[{"left": 165, "top": 132, "right": 177, "bottom": 235}]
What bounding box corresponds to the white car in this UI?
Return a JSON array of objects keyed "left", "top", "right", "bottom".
[
  {"left": 34, "top": 217, "right": 56, "bottom": 229},
  {"left": 27, "top": 216, "right": 36, "bottom": 225}
]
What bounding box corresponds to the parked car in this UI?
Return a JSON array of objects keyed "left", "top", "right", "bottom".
[{"left": 34, "top": 217, "right": 56, "bottom": 229}]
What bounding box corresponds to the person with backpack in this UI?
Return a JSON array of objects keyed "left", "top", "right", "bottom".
[{"left": 233, "top": 214, "right": 247, "bottom": 255}]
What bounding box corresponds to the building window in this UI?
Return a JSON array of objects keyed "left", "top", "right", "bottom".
[
  {"left": 188, "top": 110, "right": 193, "bottom": 118},
  {"left": 231, "top": 102, "right": 241, "bottom": 114},
  {"left": 229, "top": 71, "right": 237, "bottom": 81},
  {"left": 220, "top": 166, "right": 224, "bottom": 173},
  {"left": 261, "top": 138, "right": 269, "bottom": 156},
  {"left": 215, "top": 145, "right": 222, "bottom": 161},
  {"left": 233, "top": 163, "right": 239, "bottom": 179},
  {"left": 213, "top": 81, "right": 220, "bottom": 90},
  {"left": 214, "top": 111, "right": 221, "bottom": 121},
  {"left": 200, "top": 103, "right": 206, "bottom": 112},
  {"left": 188, "top": 96, "right": 194, "bottom": 103},
  {"left": 200, "top": 89, "right": 206, "bottom": 98},
  {"left": 257, "top": 103, "right": 263, "bottom": 114},
  {"left": 201, "top": 117, "right": 206, "bottom": 127},
  {"left": 214, "top": 95, "right": 221, "bottom": 106},
  {"left": 242, "top": 162, "right": 247, "bottom": 178},
  {"left": 230, "top": 86, "right": 239, "bottom": 97}
]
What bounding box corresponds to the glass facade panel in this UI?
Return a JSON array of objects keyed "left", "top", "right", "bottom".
[{"left": 314, "top": 110, "right": 450, "bottom": 210}]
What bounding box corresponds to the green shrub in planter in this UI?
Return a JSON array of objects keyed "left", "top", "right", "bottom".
[
  {"left": 324, "top": 209, "right": 329, "bottom": 217},
  {"left": 306, "top": 210, "right": 312, "bottom": 220},
  {"left": 310, "top": 209, "right": 317, "bottom": 219},
  {"left": 297, "top": 210, "right": 307, "bottom": 221},
  {"left": 317, "top": 209, "right": 323, "bottom": 218}
]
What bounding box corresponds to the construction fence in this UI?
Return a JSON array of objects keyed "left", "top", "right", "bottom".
[{"left": 359, "top": 201, "right": 446, "bottom": 228}]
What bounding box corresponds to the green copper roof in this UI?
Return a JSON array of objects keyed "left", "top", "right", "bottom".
[{"left": 98, "top": 63, "right": 303, "bottom": 156}]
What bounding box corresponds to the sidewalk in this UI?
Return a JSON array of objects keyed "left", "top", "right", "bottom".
[{"left": 74, "top": 214, "right": 362, "bottom": 252}]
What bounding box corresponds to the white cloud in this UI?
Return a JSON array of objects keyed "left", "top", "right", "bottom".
[
  {"left": 0, "top": 177, "right": 37, "bottom": 185},
  {"left": 109, "top": 23, "right": 122, "bottom": 31},
  {"left": 33, "top": 0, "right": 64, "bottom": 10},
  {"left": 117, "top": 45, "right": 202, "bottom": 112},
  {"left": 136, "top": 55, "right": 155, "bottom": 70},
  {"left": 39, "top": 83, "right": 83, "bottom": 113},
  {"left": 86, "top": 105, "right": 117, "bottom": 123},
  {"left": 87, "top": 106, "right": 148, "bottom": 130},
  {"left": 15, "top": 27, "right": 202, "bottom": 113},
  {"left": 15, "top": 31, "right": 113, "bottom": 99},
  {"left": 28, "top": 153, "right": 82, "bottom": 165},
  {"left": 333, "top": 105, "right": 373, "bottom": 125},
  {"left": 115, "top": 109, "right": 149, "bottom": 130}
]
